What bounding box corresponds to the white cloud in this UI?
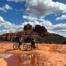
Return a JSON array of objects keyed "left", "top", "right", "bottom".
[
  {"left": 23, "top": 15, "right": 53, "bottom": 29},
  {"left": 50, "top": 23, "right": 66, "bottom": 37},
  {"left": 25, "top": 0, "right": 66, "bottom": 37},
  {"left": 56, "top": 15, "right": 66, "bottom": 20},
  {"left": 0, "top": 4, "right": 12, "bottom": 12},
  {"left": 0, "top": 16, "right": 5, "bottom": 22},
  {"left": 53, "top": 23, "right": 66, "bottom": 30},
  {"left": 7, "top": 0, "right": 25, "bottom": 3},
  {"left": 0, "top": 16, "right": 29, "bottom": 34},
  {"left": 52, "top": 30, "right": 66, "bottom": 37},
  {"left": 22, "top": 15, "right": 66, "bottom": 37},
  {"left": 22, "top": 0, "right": 66, "bottom": 37},
  {"left": 4, "top": 4, "right": 12, "bottom": 10},
  {"left": 0, "top": 16, "right": 16, "bottom": 29},
  {"left": 0, "top": 16, "right": 17, "bottom": 34},
  {"left": 26, "top": 0, "right": 66, "bottom": 17}
]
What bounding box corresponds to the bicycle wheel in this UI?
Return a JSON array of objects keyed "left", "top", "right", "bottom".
[
  {"left": 13, "top": 44, "right": 19, "bottom": 50},
  {"left": 23, "top": 44, "right": 28, "bottom": 51},
  {"left": 27, "top": 45, "right": 32, "bottom": 51},
  {"left": 18, "top": 44, "right": 23, "bottom": 50},
  {"left": 36, "top": 43, "right": 39, "bottom": 49}
]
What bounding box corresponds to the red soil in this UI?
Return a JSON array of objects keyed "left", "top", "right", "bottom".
[{"left": 0, "top": 42, "right": 66, "bottom": 66}]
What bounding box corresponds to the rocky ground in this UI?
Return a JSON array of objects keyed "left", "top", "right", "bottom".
[{"left": 0, "top": 42, "right": 66, "bottom": 66}]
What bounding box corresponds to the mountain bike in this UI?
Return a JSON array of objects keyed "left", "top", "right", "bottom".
[{"left": 13, "top": 42, "right": 32, "bottom": 51}]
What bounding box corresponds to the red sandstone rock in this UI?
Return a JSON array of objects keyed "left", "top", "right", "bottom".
[
  {"left": 0, "top": 54, "right": 18, "bottom": 66},
  {"left": 0, "top": 24, "right": 65, "bottom": 43},
  {"left": 0, "top": 42, "right": 66, "bottom": 66}
]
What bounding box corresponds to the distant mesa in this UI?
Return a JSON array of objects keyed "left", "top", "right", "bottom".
[{"left": 0, "top": 24, "right": 66, "bottom": 44}]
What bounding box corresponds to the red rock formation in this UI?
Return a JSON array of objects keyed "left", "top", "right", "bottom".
[
  {"left": 0, "top": 24, "right": 65, "bottom": 43},
  {"left": 34, "top": 25, "right": 47, "bottom": 34},
  {"left": 24, "top": 24, "right": 32, "bottom": 31}
]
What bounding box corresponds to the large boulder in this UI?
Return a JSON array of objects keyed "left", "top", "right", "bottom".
[
  {"left": 24, "top": 24, "right": 32, "bottom": 31},
  {"left": 34, "top": 25, "right": 47, "bottom": 34}
]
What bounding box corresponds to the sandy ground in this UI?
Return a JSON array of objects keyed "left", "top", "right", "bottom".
[{"left": 0, "top": 42, "right": 66, "bottom": 66}]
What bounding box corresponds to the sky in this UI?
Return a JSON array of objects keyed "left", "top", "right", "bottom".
[{"left": 0, "top": 0, "right": 66, "bottom": 37}]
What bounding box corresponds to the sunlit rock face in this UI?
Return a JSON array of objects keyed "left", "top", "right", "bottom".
[{"left": 0, "top": 54, "right": 18, "bottom": 66}]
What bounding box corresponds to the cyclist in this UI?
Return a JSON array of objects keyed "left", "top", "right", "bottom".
[
  {"left": 15, "top": 36, "right": 23, "bottom": 50},
  {"left": 31, "top": 39, "right": 36, "bottom": 49},
  {"left": 18, "top": 37, "right": 23, "bottom": 49}
]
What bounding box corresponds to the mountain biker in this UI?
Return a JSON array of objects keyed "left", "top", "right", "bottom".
[
  {"left": 18, "top": 37, "right": 23, "bottom": 49},
  {"left": 15, "top": 36, "right": 23, "bottom": 50},
  {"left": 31, "top": 39, "right": 36, "bottom": 49}
]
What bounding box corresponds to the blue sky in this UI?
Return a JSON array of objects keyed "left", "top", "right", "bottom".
[
  {"left": 0, "top": 0, "right": 66, "bottom": 37},
  {"left": 0, "top": 0, "right": 27, "bottom": 25},
  {"left": 53, "top": 0, "right": 66, "bottom": 4},
  {"left": 0, "top": 0, "right": 66, "bottom": 25}
]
